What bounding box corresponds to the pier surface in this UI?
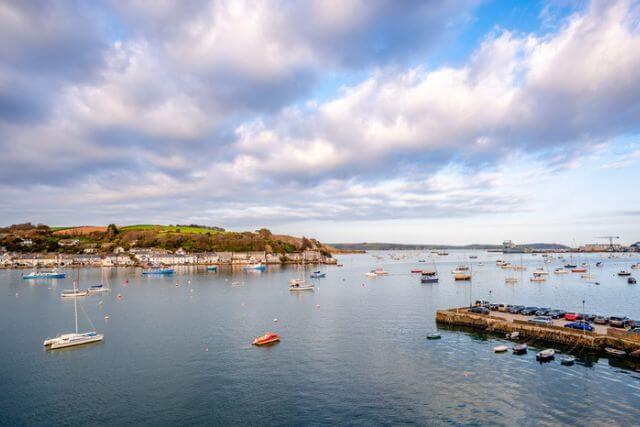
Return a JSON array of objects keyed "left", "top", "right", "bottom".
[{"left": 436, "top": 307, "right": 640, "bottom": 356}]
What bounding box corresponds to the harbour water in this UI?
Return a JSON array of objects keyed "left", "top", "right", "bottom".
[{"left": 2, "top": 251, "right": 640, "bottom": 425}]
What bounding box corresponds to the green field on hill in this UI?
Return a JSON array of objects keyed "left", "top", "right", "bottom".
[{"left": 119, "top": 224, "right": 222, "bottom": 235}]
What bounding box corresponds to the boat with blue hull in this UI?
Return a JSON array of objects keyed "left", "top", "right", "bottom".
[
  {"left": 310, "top": 271, "right": 326, "bottom": 278},
  {"left": 142, "top": 268, "right": 174, "bottom": 275},
  {"left": 206, "top": 266, "right": 218, "bottom": 272},
  {"left": 23, "top": 269, "right": 66, "bottom": 279}
]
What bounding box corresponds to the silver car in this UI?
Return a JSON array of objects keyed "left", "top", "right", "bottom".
[{"left": 528, "top": 316, "right": 553, "bottom": 325}]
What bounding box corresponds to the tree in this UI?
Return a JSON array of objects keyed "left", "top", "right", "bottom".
[{"left": 106, "top": 224, "right": 119, "bottom": 239}]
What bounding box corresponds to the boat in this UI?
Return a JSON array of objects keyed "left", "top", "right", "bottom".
[
  {"left": 373, "top": 268, "right": 389, "bottom": 276},
  {"left": 61, "top": 289, "right": 88, "bottom": 297},
  {"left": 437, "top": 252, "right": 448, "bottom": 256},
  {"left": 631, "top": 264, "right": 640, "bottom": 269},
  {"left": 505, "top": 277, "right": 518, "bottom": 284},
  {"left": 206, "top": 266, "right": 218, "bottom": 271},
  {"left": 494, "top": 345, "right": 509, "bottom": 353},
  {"left": 454, "top": 273, "right": 471, "bottom": 281},
  {"left": 596, "top": 262, "right": 602, "bottom": 267},
  {"left": 421, "top": 271, "right": 439, "bottom": 283},
  {"left": 618, "top": 271, "right": 631, "bottom": 276},
  {"left": 564, "top": 264, "right": 577, "bottom": 269},
  {"left": 628, "top": 277, "right": 637, "bottom": 284},
  {"left": 22, "top": 269, "right": 66, "bottom": 279},
  {"left": 252, "top": 333, "right": 280, "bottom": 346},
  {"left": 534, "top": 268, "right": 549, "bottom": 275},
  {"left": 571, "top": 268, "right": 587, "bottom": 273},
  {"left": 560, "top": 356, "right": 576, "bottom": 365},
  {"left": 418, "top": 259, "right": 426, "bottom": 263},
  {"left": 554, "top": 268, "right": 568, "bottom": 274},
  {"left": 288, "top": 279, "right": 314, "bottom": 291},
  {"left": 310, "top": 271, "right": 326, "bottom": 279},
  {"left": 45, "top": 270, "right": 104, "bottom": 350},
  {"left": 243, "top": 263, "right": 266, "bottom": 271},
  {"left": 426, "top": 333, "right": 441, "bottom": 340},
  {"left": 365, "top": 271, "right": 377, "bottom": 278},
  {"left": 512, "top": 344, "right": 528, "bottom": 355},
  {"left": 605, "top": 347, "right": 627, "bottom": 357},
  {"left": 142, "top": 268, "right": 174, "bottom": 275},
  {"left": 530, "top": 275, "right": 546, "bottom": 282},
  {"left": 469, "top": 255, "right": 478, "bottom": 259},
  {"left": 536, "top": 349, "right": 555, "bottom": 361},
  {"left": 506, "top": 331, "right": 520, "bottom": 339},
  {"left": 411, "top": 269, "right": 423, "bottom": 273},
  {"left": 87, "top": 284, "right": 110, "bottom": 294}
]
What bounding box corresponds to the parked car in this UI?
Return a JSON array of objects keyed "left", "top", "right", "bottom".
[
  {"left": 489, "top": 303, "right": 501, "bottom": 311},
  {"left": 510, "top": 305, "right": 525, "bottom": 314},
  {"left": 498, "top": 304, "right": 509, "bottom": 312},
  {"left": 469, "top": 306, "right": 490, "bottom": 315},
  {"left": 627, "top": 328, "right": 640, "bottom": 335},
  {"left": 628, "top": 320, "right": 640, "bottom": 329},
  {"left": 521, "top": 307, "right": 539, "bottom": 316},
  {"left": 593, "top": 315, "right": 609, "bottom": 325},
  {"left": 474, "top": 300, "right": 490, "bottom": 307},
  {"left": 564, "top": 321, "right": 594, "bottom": 332},
  {"left": 609, "top": 316, "right": 629, "bottom": 328},
  {"left": 535, "top": 308, "right": 551, "bottom": 316},
  {"left": 564, "top": 312, "right": 580, "bottom": 321},
  {"left": 546, "top": 310, "right": 564, "bottom": 319},
  {"left": 529, "top": 316, "right": 553, "bottom": 325}
]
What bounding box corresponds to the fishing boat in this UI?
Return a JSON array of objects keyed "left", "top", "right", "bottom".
[
  {"left": 288, "top": 278, "right": 314, "bottom": 291},
  {"left": 536, "top": 349, "right": 555, "bottom": 361},
  {"left": 243, "top": 263, "right": 266, "bottom": 271},
  {"left": 252, "top": 333, "right": 280, "bottom": 346},
  {"left": 560, "top": 356, "right": 576, "bottom": 365},
  {"left": 45, "top": 271, "right": 103, "bottom": 350},
  {"left": 142, "top": 268, "right": 174, "bottom": 275},
  {"left": 605, "top": 347, "right": 627, "bottom": 357},
  {"left": 618, "top": 270, "right": 631, "bottom": 276},
  {"left": 206, "top": 266, "right": 218, "bottom": 271},
  {"left": 310, "top": 271, "right": 326, "bottom": 279},
  {"left": 22, "top": 269, "right": 66, "bottom": 279},
  {"left": 513, "top": 344, "right": 528, "bottom": 355},
  {"left": 494, "top": 345, "right": 508, "bottom": 353},
  {"left": 421, "top": 271, "right": 439, "bottom": 283},
  {"left": 454, "top": 272, "right": 471, "bottom": 281}
]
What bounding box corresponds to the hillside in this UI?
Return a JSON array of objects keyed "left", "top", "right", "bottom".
[{"left": 0, "top": 223, "right": 333, "bottom": 255}]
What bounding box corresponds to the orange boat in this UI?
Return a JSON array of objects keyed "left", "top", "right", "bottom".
[
  {"left": 252, "top": 333, "right": 280, "bottom": 346},
  {"left": 411, "top": 269, "right": 423, "bottom": 273},
  {"left": 571, "top": 268, "right": 587, "bottom": 273}
]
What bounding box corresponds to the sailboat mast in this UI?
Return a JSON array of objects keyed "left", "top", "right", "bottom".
[{"left": 74, "top": 268, "right": 79, "bottom": 334}]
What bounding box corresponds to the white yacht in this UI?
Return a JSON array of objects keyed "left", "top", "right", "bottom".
[{"left": 45, "top": 272, "right": 103, "bottom": 350}]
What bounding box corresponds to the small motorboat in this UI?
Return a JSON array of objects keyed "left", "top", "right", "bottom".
[
  {"left": 310, "top": 271, "right": 326, "bottom": 279},
  {"left": 618, "top": 271, "right": 631, "bottom": 276},
  {"left": 411, "top": 269, "right": 423, "bottom": 273},
  {"left": 512, "top": 344, "right": 528, "bottom": 355},
  {"left": 564, "top": 264, "right": 577, "bottom": 269},
  {"left": 631, "top": 264, "right": 640, "bottom": 269},
  {"left": 426, "top": 333, "right": 441, "bottom": 340},
  {"left": 365, "top": 271, "right": 377, "bottom": 278},
  {"left": 454, "top": 273, "right": 471, "bottom": 281},
  {"left": 605, "top": 347, "right": 627, "bottom": 357},
  {"left": 373, "top": 268, "right": 389, "bottom": 276},
  {"left": 421, "top": 271, "right": 439, "bottom": 283},
  {"left": 628, "top": 277, "right": 637, "bottom": 284},
  {"left": 252, "top": 333, "right": 280, "bottom": 346},
  {"left": 288, "top": 279, "right": 315, "bottom": 291},
  {"left": 244, "top": 263, "right": 266, "bottom": 271},
  {"left": 571, "top": 268, "right": 587, "bottom": 273},
  {"left": 505, "top": 277, "right": 518, "bottom": 283},
  {"left": 206, "top": 266, "right": 218, "bottom": 271},
  {"left": 595, "top": 262, "right": 602, "bottom": 267},
  {"left": 506, "top": 331, "right": 520, "bottom": 340},
  {"left": 554, "top": 268, "right": 569, "bottom": 274},
  {"left": 494, "top": 345, "right": 509, "bottom": 353},
  {"left": 530, "top": 276, "right": 546, "bottom": 282},
  {"left": 560, "top": 356, "right": 576, "bottom": 365},
  {"left": 536, "top": 349, "right": 555, "bottom": 361},
  {"left": 418, "top": 259, "right": 426, "bottom": 263}
]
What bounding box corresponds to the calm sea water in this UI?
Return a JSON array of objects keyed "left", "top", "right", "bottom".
[{"left": 2, "top": 250, "right": 640, "bottom": 426}]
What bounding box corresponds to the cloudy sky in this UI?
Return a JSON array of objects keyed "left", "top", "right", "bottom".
[{"left": 1, "top": 0, "right": 640, "bottom": 245}]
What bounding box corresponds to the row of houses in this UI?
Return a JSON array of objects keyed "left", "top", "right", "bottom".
[{"left": 0, "top": 249, "right": 335, "bottom": 268}]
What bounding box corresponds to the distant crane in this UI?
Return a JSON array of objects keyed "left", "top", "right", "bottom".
[{"left": 595, "top": 236, "right": 620, "bottom": 251}]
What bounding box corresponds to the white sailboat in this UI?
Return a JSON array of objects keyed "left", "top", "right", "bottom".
[{"left": 44, "top": 270, "right": 104, "bottom": 350}]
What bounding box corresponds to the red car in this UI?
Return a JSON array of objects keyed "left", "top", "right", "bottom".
[{"left": 564, "top": 312, "right": 579, "bottom": 321}]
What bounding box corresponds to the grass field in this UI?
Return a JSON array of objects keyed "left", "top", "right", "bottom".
[{"left": 119, "top": 225, "right": 222, "bottom": 235}]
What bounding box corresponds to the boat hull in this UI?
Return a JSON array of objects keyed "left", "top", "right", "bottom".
[{"left": 45, "top": 333, "right": 104, "bottom": 350}]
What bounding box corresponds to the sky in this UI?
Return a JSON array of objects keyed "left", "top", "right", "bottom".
[{"left": 1, "top": 0, "right": 640, "bottom": 245}]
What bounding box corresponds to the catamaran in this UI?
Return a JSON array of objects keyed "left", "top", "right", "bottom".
[{"left": 45, "top": 271, "right": 103, "bottom": 350}]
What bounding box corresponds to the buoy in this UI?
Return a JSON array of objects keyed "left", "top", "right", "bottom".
[
  {"left": 117, "top": 293, "right": 123, "bottom": 299},
  {"left": 241, "top": 303, "right": 245, "bottom": 307},
  {"left": 205, "top": 348, "right": 208, "bottom": 352},
  {"left": 15, "top": 292, "right": 19, "bottom": 297},
  {"left": 273, "top": 318, "right": 278, "bottom": 322},
  {"left": 104, "top": 315, "right": 109, "bottom": 320}
]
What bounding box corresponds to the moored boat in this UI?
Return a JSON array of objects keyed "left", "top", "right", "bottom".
[
  {"left": 605, "top": 347, "right": 627, "bottom": 357},
  {"left": 571, "top": 268, "right": 587, "bottom": 273},
  {"left": 454, "top": 273, "right": 471, "bottom": 281},
  {"left": 560, "top": 356, "right": 576, "bottom": 365},
  {"left": 61, "top": 289, "right": 88, "bottom": 297},
  {"left": 288, "top": 278, "right": 314, "bottom": 291},
  {"left": 554, "top": 268, "right": 568, "bottom": 274},
  {"left": 23, "top": 269, "right": 66, "bottom": 279},
  {"left": 373, "top": 268, "right": 389, "bottom": 276},
  {"left": 494, "top": 345, "right": 508, "bottom": 353},
  {"left": 310, "top": 271, "right": 326, "bottom": 279},
  {"left": 87, "top": 284, "right": 110, "bottom": 293},
  {"left": 243, "top": 263, "right": 266, "bottom": 271},
  {"left": 513, "top": 344, "right": 528, "bottom": 355},
  {"left": 618, "top": 270, "right": 631, "bottom": 276},
  {"left": 536, "top": 349, "right": 555, "bottom": 361},
  {"left": 426, "top": 333, "right": 441, "bottom": 340},
  {"left": 142, "top": 268, "right": 174, "bottom": 275},
  {"left": 206, "top": 266, "right": 218, "bottom": 271},
  {"left": 252, "top": 333, "right": 280, "bottom": 346}
]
